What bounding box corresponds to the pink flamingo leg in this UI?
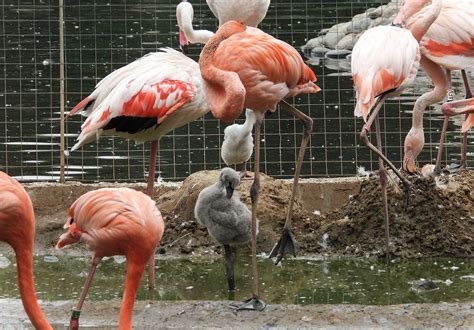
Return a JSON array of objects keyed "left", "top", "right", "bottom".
[
  {"left": 146, "top": 140, "right": 158, "bottom": 290},
  {"left": 269, "top": 100, "right": 313, "bottom": 265},
  {"left": 374, "top": 116, "right": 391, "bottom": 263},
  {"left": 435, "top": 95, "right": 474, "bottom": 174},
  {"left": 460, "top": 70, "right": 472, "bottom": 168},
  {"left": 234, "top": 112, "right": 265, "bottom": 311},
  {"left": 70, "top": 256, "right": 102, "bottom": 330}
]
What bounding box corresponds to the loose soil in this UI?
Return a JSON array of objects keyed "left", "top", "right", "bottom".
[{"left": 4, "top": 170, "right": 472, "bottom": 259}]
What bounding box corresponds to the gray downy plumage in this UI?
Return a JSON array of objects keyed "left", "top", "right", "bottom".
[{"left": 194, "top": 167, "right": 257, "bottom": 246}]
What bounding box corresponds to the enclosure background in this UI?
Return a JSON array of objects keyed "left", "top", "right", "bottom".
[{"left": 0, "top": 0, "right": 472, "bottom": 182}]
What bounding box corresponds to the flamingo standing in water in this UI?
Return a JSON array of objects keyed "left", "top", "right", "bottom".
[
  {"left": 56, "top": 188, "right": 164, "bottom": 330},
  {"left": 0, "top": 172, "right": 52, "bottom": 330},
  {"left": 176, "top": 0, "right": 270, "bottom": 49},
  {"left": 351, "top": 0, "right": 443, "bottom": 259},
  {"left": 396, "top": 0, "right": 474, "bottom": 174},
  {"left": 199, "top": 20, "right": 319, "bottom": 309}
]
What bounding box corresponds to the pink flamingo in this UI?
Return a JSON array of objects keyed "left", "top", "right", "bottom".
[
  {"left": 68, "top": 48, "right": 209, "bottom": 199},
  {"left": 56, "top": 188, "right": 164, "bottom": 330},
  {"left": 199, "top": 20, "right": 319, "bottom": 309},
  {"left": 395, "top": 0, "right": 474, "bottom": 173},
  {"left": 176, "top": 0, "right": 270, "bottom": 49},
  {"left": 351, "top": 0, "right": 442, "bottom": 259},
  {"left": 0, "top": 171, "right": 52, "bottom": 330}
]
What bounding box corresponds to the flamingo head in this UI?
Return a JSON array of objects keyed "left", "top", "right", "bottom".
[
  {"left": 219, "top": 167, "right": 241, "bottom": 199},
  {"left": 56, "top": 220, "right": 82, "bottom": 249},
  {"left": 403, "top": 127, "right": 424, "bottom": 174}
]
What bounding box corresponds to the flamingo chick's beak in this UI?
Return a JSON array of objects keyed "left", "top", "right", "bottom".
[
  {"left": 179, "top": 29, "right": 189, "bottom": 52},
  {"left": 226, "top": 185, "right": 234, "bottom": 199}
]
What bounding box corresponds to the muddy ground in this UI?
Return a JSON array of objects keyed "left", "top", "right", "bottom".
[
  {"left": 1, "top": 299, "right": 473, "bottom": 329},
  {"left": 1, "top": 170, "right": 473, "bottom": 328},
  {"left": 12, "top": 169, "right": 473, "bottom": 259}
]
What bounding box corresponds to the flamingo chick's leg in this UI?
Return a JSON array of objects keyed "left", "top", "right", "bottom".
[
  {"left": 233, "top": 112, "right": 265, "bottom": 312},
  {"left": 375, "top": 116, "right": 391, "bottom": 263},
  {"left": 223, "top": 244, "right": 235, "bottom": 292},
  {"left": 269, "top": 100, "right": 312, "bottom": 265},
  {"left": 146, "top": 140, "right": 158, "bottom": 290},
  {"left": 70, "top": 256, "right": 102, "bottom": 330},
  {"left": 240, "top": 161, "right": 253, "bottom": 180},
  {"left": 360, "top": 95, "right": 412, "bottom": 208}
]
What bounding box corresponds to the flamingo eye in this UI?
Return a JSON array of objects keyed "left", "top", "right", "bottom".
[{"left": 69, "top": 217, "right": 74, "bottom": 225}]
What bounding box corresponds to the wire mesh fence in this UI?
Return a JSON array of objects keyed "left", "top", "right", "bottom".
[{"left": 0, "top": 0, "right": 472, "bottom": 182}]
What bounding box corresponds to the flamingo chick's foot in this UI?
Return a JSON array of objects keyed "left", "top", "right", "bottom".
[
  {"left": 230, "top": 297, "right": 266, "bottom": 311},
  {"left": 269, "top": 227, "right": 297, "bottom": 265}
]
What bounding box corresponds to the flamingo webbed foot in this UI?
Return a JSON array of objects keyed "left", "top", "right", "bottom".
[
  {"left": 230, "top": 297, "right": 266, "bottom": 311},
  {"left": 269, "top": 227, "right": 297, "bottom": 265}
]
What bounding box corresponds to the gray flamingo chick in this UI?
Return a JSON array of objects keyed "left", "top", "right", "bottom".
[{"left": 194, "top": 167, "right": 256, "bottom": 292}]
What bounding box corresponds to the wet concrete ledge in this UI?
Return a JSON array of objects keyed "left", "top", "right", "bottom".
[
  {"left": 25, "top": 176, "right": 363, "bottom": 217},
  {"left": 1, "top": 299, "right": 472, "bottom": 329}
]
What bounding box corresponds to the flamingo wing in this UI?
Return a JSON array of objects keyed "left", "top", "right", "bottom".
[
  {"left": 69, "top": 49, "right": 199, "bottom": 151},
  {"left": 416, "top": 0, "right": 474, "bottom": 69},
  {"left": 212, "top": 27, "right": 319, "bottom": 112},
  {"left": 351, "top": 26, "right": 420, "bottom": 121}
]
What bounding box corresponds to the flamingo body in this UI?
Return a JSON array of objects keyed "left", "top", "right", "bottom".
[
  {"left": 417, "top": 0, "right": 474, "bottom": 70},
  {"left": 352, "top": 25, "right": 420, "bottom": 121},
  {"left": 177, "top": 0, "right": 270, "bottom": 47},
  {"left": 56, "top": 188, "right": 164, "bottom": 329},
  {"left": 69, "top": 48, "right": 208, "bottom": 151},
  {"left": 201, "top": 22, "right": 319, "bottom": 123},
  {"left": 0, "top": 172, "right": 52, "bottom": 330},
  {"left": 207, "top": 0, "right": 270, "bottom": 28}
]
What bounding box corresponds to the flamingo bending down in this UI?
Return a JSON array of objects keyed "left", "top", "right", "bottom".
[
  {"left": 395, "top": 0, "right": 474, "bottom": 173},
  {"left": 0, "top": 172, "right": 52, "bottom": 330},
  {"left": 56, "top": 188, "right": 164, "bottom": 330},
  {"left": 194, "top": 168, "right": 255, "bottom": 294},
  {"left": 176, "top": 0, "right": 270, "bottom": 49},
  {"left": 221, "top": 109, "right": 256, "bottom": 177},
  {"left": 199, "top": 20, "right": 320, "bottom": 309},
  {"left": 351, "top": 0, "right": 442, "bottom": 259}
]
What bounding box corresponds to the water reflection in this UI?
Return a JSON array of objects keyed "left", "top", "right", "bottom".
[{"left": 0, "top": 254, "right": 472, "bottom": 305}]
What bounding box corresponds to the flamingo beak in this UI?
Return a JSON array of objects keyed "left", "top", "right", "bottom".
[
  {"left": 226, "top": 185, "right": 234, "bottom": 199},
  {"left": 179, "top": 29, "right": 189, "bottom": 53}
]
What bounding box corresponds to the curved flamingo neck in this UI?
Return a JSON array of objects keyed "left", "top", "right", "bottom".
[
  {"left": 14, "top": 246, "right": 52, "bottom": 330},
  {"left": 119, "top": 259, "right": 146, "bottom": 330},
  {"left": 199, "top": 21, "right": 247, "bottom": 123},
  {"left": 176, "top": 1, "right": 214, "bottom": 44},
  {"left": 394, "top": 0, "right": 442, "bottom": 42}
]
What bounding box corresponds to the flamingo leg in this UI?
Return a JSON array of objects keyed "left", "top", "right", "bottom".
[
  {"left": 232, "top": 113, "right": 265, "bottom": 311},
  {"left": 146, "top": 140, "right": 158, "bottom": 290},
  {"left": 69, "top": 256, "right": 102, "bottom": 330},
  {"left": 360, "top": 95, "right": 412, "bottom": 208},
  {"left": 240, "top": 161, "right": 253, "bottom": 180},
  {"left": 269, "top": 100, "right": 312, "bottom": 265},
  {"left": 460, "top": 70, "right": 472, "bottom": 169},
  {"left": 435, "top": 97, "right": 474, "bottom": 174},
  {"left": 223, "top": 244, "right": 235, "bottom": 292},
  {"left": 375, "top": 115, "right": 391, "bottom": 263}
]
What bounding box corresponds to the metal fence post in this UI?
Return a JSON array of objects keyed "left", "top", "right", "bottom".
[{"left": 59, "top": 0, "right": 66, "bottom": 183}]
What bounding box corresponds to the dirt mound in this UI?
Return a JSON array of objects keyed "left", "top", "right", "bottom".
[
  {"left": 300, "top": 170, "right": 474, "bottom": 258},
  {"left": 157, "top": 170, "right": 309, "bottom": 254}
]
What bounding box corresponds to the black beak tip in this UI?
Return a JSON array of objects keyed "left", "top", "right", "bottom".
[{"left": 226, "top": 186, "right": 234, "bottom": 199}]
